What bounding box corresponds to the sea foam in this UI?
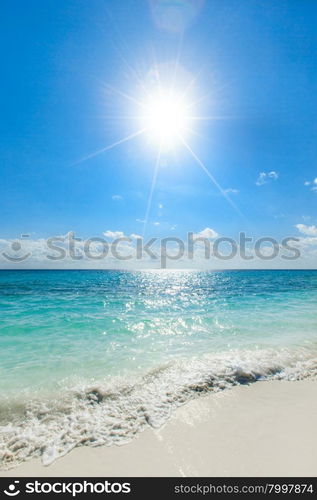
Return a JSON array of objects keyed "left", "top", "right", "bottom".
[{"left": 0, "top": 346, "right": 316, "bottom": 469}]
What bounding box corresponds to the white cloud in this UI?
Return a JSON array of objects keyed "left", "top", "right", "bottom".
[
  {"left": 256, "top": 171, "right": 279, "bottom": 186},
  {"left": 112, "top": 194, "right": 123, "bottom": 201},
  {"left": 103, "top": 230, "right": 125, "bottom": 239},
  {"left": 104, "top": 230, "right": 142, "bottom": 240},
  {"left": 154, "top": 222, "right": 160, "bottom": 226},
  {"left": 274, "top": 213, "right": 285, "bottom": 219},
  {"left": 224, "top": 188, "right": 239, "bottom": 194},
  {"left": 193, "top": 227, "right": 219, "bottom": 240},
  {"left": 269, "top": 171, "right": 279, "bottom": 180},
  {"left": 304, "top": 178, "right": 317, "bottom": 193},
  {"left": 1, "top": 228, "right": 317, "bottom": 270},
  {"left": 301, "top": 215, "right": 311, "bottom": 222},
  {"left": 295, "top": 224, "right": 317, "bottom": 236}
]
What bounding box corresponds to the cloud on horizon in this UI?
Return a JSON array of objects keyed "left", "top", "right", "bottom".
[
  {"left": 295, "top": 224, "right": 317, "bottom": 236},
  {"left": 193, "top": 227, "right": 219, "bottom": 239},
  {"left": 1, "top": 224, "right": 317, "bottom": 270}
]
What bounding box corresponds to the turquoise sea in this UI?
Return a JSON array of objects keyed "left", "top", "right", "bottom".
[{"left": 0, "top": 269, "right": 316, "bottom": 467}]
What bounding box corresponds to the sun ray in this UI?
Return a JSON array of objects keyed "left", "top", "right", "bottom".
[
  {"left": 185, "top": 91, "right": 213, "bottom": 110},
  {"left": 104, "top": 5, "right": 152, "bottom": 99},
  {"left": 95, "top": 115, "right": 142, "bottom": 121},
  {"left": 142, "top": 144, "right": 162, "bottom": 238},
  {"left": 101, "top": 83, "right": 148, "bottom": 110},
  {"left": 71, "top": 128, "right": 146, "bottom": 166},
  {"left": 183, "top": 126, "right": 207, "bottom": 140},
  {"left": 190, "top": 115, "right": 235, "bottom": 121},
  {"left": 149, "top": 47, "right": 165, "bottom": 100},
  {"left": 114, "top": 47, "right": 151, "bottom": 97},
  {"left": 170, "top": 33, "right": 184, "bottom": 97},
  {"left": 77, "top": 58, "right": 243, "bottom": 224},
  {"left": 179, "top": 135, "right": 245, "bottom": 218},
  {"left": 185, "top": 77, "right": 237, "bottom": 111},
  {"left": 178, "top": 67, "right": 205, "bottom": 103}
]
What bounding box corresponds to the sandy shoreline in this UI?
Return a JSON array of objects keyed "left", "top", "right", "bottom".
[{"left": 1, "top": 379, "right": 316, "bottom": 477}]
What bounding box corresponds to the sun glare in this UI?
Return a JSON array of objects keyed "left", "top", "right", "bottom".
[
  {"left": 142, "top": 91, "right": 189, "bottom": 148},
  {"left": 74, "top": 60, "right": 242, "bottom": 232}
]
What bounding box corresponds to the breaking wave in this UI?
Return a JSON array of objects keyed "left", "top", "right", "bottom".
[{"left": 0, "top": 346, "right": 316, "bottom": 469}]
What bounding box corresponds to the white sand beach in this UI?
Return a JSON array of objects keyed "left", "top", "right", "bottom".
[{"left": 1, "top": 379, "right": 316, "bottom": 477}]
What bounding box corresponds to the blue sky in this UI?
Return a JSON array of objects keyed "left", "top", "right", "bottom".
[{"left": 1, "top": 0, "right": 317, "bottom": 267}]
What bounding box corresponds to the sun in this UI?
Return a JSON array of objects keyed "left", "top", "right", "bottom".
[
  {"left": 74, "top": 61, "right": 242, "bottom": 233},
  {"left": 141, "top": 90, "right": 190, "bottom": 148}
]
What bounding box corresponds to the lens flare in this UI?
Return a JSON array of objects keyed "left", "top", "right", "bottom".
[{"left": 150, "top": 0, "right": 205, "bottom": 33}]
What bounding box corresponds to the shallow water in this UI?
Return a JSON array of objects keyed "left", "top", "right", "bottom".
[{"left": 0, "top": 270, "right": 316, "bottom": 467}]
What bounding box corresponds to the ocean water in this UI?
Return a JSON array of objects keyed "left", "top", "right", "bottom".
[{"left": 0, "top": 269, "right": 316, "bottom": 467}]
